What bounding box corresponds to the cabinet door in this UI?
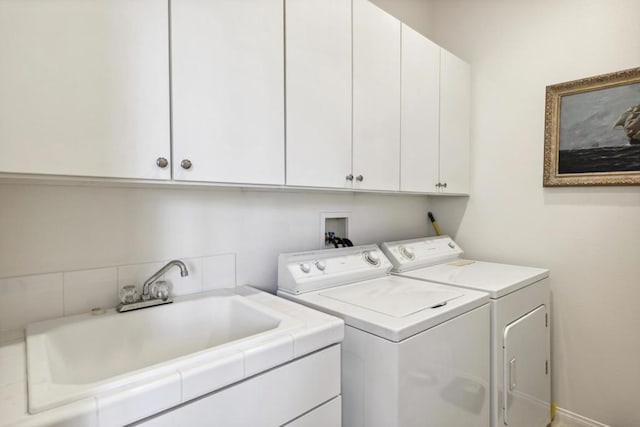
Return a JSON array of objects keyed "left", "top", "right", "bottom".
[
  {"left": 400, "top": 24, "right": 440, "bottom": 193},
  {"left": 285, "top": 0, "right": 352, "bottom": 188},
  {"left": 352, "top": 0, "right": 401, "bottom": 191},
  {"left": 0, "top": 0, "right": 170, "bottom": 180},
  {"left": 439, "top": 49, "right": 471, "bottom": 194},
  {"left": 284, "top": 396, "right": 341, "bottom": 426},
  {"left": 138, "top": 346, "right": 340, "bottom": 427},
  {"left": 171, "top": 0, "right": 284, "bottom": 185}
]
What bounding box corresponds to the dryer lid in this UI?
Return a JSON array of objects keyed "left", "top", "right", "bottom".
[
  {"left": 320, "top": 278, "right": 462, "bottom": 318},
  {"left": 397, "top": 261, "right": 549, "bottom": 298},
  {"left": 382, "top": 237, "right": 550, "bottom": 298}
]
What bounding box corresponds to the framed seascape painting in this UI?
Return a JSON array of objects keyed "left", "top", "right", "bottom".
[{"left": 543, "top": 67, "right": 640, "bottom": 186}]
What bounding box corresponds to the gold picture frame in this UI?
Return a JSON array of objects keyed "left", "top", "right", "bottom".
[{"left": 543, "top": 67, "right": 640, "bottom": 186}]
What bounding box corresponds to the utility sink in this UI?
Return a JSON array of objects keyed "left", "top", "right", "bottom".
[{"left": 26, "top": 290, "right": 302, "bottom": 414}]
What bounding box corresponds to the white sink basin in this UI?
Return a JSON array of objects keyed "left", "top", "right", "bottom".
[{"left": 26, "top": 290, "right": 301, "bottom": 414}]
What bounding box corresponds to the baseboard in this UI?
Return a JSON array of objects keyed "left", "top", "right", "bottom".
[{"left": 554, "top": 407, "right": 611, "bottom": 427}]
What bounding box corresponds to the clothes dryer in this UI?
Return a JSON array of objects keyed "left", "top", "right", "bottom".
[
  {"left": 382, "top": 236, "right": 550, "bottom": 427},
  {"left": 277, "top": 244, "right": 490, "bottom": 427}
]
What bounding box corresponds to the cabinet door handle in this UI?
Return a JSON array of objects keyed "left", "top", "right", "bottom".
[
  {"left": 156, "top": 157, "right": 168, "bottom": 169},
  {"left": 181, "top": 159, "right": 192, "bottom": 170},
  {"left": 346, "top": 174, "right": 354, "bottom": 181},
  {"left": 442, "top": 182, "right": 447, "bottom": 188},
  {"left": 356, "top": 175, "right": 364, "bottom": 182}
]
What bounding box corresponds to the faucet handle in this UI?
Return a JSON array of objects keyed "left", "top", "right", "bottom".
[
  {"left": 119, "top": 285, "right": 139, "bottom": 304},
  {"left": 150, "top": 281, "right": 170, "bottom": 301}
]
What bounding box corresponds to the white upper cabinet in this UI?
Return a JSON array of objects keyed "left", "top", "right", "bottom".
[
  {"left": 400, "top": 24, "right": 440, "bottom": 193},
  {"left": 285, "top": 0, "right": 352, "bottom": 188},
  {"left": 352, "top": 0, "right": 401, "bottom": 191},
  {"left": 439, "top": 48, "right": 471, "bottom": 194},
  {"left": 0, "top": 0, "right": 470, "bottom": 195},
  {"left": 171, "top": 0, "right": 285, "bottom": 185},
  {"left": 0, "top": 0, "right": 170, "bottom": 180}
]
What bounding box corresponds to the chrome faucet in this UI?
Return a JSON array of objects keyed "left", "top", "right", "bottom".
[
  {"left": 141, "top": 260, "right": 189, "bottom": 301},
  {"left": 117, "top": 260, "right": 189, "bottom": 313}
]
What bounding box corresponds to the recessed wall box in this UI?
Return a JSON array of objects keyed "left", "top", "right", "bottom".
[{"left": 320, "top": 212, "right": 351, "bottom": 248}]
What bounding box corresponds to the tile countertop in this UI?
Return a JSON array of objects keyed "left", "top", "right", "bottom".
[{"left": 0, "top": 286, "right": 344, "bottom": 427}]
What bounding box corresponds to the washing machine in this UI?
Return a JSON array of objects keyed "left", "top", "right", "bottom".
[
  {"left": 381, "top": 236, "right": 550, "bottom": 427},
  {"left": 277, "top": 244, "right": 491, "bottom": 427}
]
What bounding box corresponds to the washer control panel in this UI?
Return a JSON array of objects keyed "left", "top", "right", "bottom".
[
  {"left": 363, "top": 250, "right": 381, "bottom": 266},
  {"left": 277, "top": 245, "right": 393, "bottom": 294},
  {"left": 289, "top": 248, "right": 387, "bottom": 279},
  {"left": 381, "top": 236, "right": 463, "bottom": 272},
  {"left": 299, "top": 263, "right": 311, "bottom": 273}
]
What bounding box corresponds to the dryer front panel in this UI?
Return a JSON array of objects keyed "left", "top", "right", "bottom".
[{"left": 503, "top": 304, "right": 550, "bottom": 427}]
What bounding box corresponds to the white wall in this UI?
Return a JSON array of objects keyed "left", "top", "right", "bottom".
[
  {"left": 0, "top": 183, "right": 431, "bottom": 292},
  {"left": 0, "top": 0, "right": 438, "bottom": 317},
  {"left": 422, "top": 1, "right": 640, "bottom": 426}
]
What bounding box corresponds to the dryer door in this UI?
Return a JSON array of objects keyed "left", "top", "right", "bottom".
[{"left": 503, "top": 305, "right": 550, "bottom": 426}]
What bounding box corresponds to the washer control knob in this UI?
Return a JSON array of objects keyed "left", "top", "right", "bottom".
[
  {"left": 399, "top": 246, "right": 415, "bottom": 260},
  {"left": 300, "top": 263, "right": 311, "bottom": 274},
  {"left": 315, "top": 260, "right": 326, "bottom": 271},
  {"left": 363, "top": 250, "right": 381, "bottom": 266}
]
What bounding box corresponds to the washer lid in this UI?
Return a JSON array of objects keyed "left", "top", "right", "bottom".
[
  {"left": 320, "top": 280, "right": 462, "bottom": 318},
  {"left": 279, "top": 275, "right": 490, "bottom": 342},
  {"left": 396, "top": 261, "right": 549, "bottom": 298}
]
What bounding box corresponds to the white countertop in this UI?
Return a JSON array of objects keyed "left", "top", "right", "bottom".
[{"left": 0, "top": 286, "right": 344, "bottom": 427}]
